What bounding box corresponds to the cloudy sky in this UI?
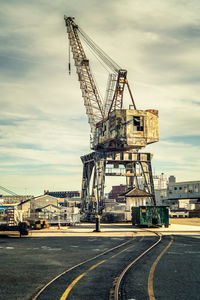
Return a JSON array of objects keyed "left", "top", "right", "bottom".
[{"left": 0, "top": 0, "right": 199, "bottom": 196}]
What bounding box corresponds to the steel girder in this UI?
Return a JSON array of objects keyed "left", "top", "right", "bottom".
[{"left": 80, "top": 151, "right": 156, "bottom": 215}]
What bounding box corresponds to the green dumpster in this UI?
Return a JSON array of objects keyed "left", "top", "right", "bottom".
[{"left": 132, "top": 206, "right": 169, "bottom": 227}]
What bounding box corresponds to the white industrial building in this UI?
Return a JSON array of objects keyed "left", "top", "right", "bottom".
[
  {"left": 167, "top": 179, "right": 200, "bottom": 201},
  {"left": 154, "top": 176, "right": 200, "bottom": 218}
]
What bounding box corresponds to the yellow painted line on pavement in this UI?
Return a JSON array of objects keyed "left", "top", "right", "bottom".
[
  {"left": 60, "top": 273, "right": 86, "bottom": 300},
  {"left": 139, "top": 236, "right": 144, "bottom": 242},
  {"left": 110, "top": 245, "right": 133, "bottom": 259},
  {"left": 60, "top": 260, "right": 106, "bottom": 300},
  {"left": 88, "top": 260, "right": 106, "bottom": 271},
  {"left": 148, "top": 236, "right": 174, "bottom": 300},
  {"left": 60, "top": 238, "right": 137, "bottom": 299},
  {"left": 110, "top": 238, "right": 138, "bottom": 259}
]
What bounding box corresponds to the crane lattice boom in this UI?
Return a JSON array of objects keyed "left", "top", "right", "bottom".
[{"left": 64, "top": 16, "right": 105, "bottom": 135}]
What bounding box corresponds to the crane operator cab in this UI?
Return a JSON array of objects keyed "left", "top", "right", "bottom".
[{"left": 93, "top": 108, "right": 159, "bottom": 151}]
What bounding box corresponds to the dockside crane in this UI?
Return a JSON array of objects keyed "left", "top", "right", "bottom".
[{"left": 64, "top": 16, "right": 159, "bottom": 218}]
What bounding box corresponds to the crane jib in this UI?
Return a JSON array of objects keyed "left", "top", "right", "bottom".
[{"left": 64, "top": 16, "right": 137, "bottom": 129}]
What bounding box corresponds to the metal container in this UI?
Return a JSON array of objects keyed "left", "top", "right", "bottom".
[{"left": 132, "top": 206, "right": 169, "bottom": 227}]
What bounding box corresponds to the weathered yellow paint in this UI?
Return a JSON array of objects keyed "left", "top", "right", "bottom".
[
  {"left": 60, "top": 260, "right": 106, "bottom": 300},
  {"left": 110, "top": 244, "right": 134, "bottom": 259},
  {"left": 148, "top": 236, "right": 174, "bottom": 300},
  {"left": 60, "top": 273, "right": 86, "bottom": 300},
  {"left": 93, "top": 108, "right": 159, "bottom": 151}
]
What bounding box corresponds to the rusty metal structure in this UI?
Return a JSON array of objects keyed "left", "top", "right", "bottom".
[{"left": 64, "top": 16, "right": 159, "bottom": 216}]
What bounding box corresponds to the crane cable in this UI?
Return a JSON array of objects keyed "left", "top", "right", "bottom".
[
  {"left": 78, "top": 36, "right": 112, "bottom": 103},
  {"left": 0, "top": 185, "right": 19, "bottom": 196},
  {"left": 78, "top": 26, "right": 121, "bottom": 73},
  {"left": 81, "top": 37, "right": 111, "bottom": 74},
  {"left": 75, "top": 29, "right": 119, "bottom": 109}
]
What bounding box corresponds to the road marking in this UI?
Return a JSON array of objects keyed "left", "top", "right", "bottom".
[
  {"left": 88, "top": 260, "right": 106, "bottom": 271},
  {"left": 60, "top": 240, "right": 136, "bottom": 299},
  {"left": 60, "top": 238, "right": 137, "bottom": 299},
  {"left": 110, "top": 245, "right": 134, "bottom": 259},
  {"left": 139, "top": 236, "right": 144, "bottom": 242},
  {"left": 110, "top": 239, "right": 137, "bottom": 259},
  {"left": 148, "top": 236, "right": 174, "bottom": 300},
  {"left": 60, "top": 273, "right": 86, "bottom": 300},
  {"left": 60, "top": 260, "right": 106, "bottom": 300}
]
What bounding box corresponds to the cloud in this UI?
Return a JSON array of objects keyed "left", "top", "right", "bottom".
[
  {"left": 147, "top": 139, "right": 200, "bottom": 181},
  {"left": 0, "top": 0, "right": 199, "bottom": 195}
]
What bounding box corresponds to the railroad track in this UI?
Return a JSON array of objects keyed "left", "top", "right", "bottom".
[
  {"left": 31, "top": 230, "right": 167, "bottom": 300},
  {"left": 31, "top": 237, "right": 135, "bottom": 300},
  {"left": 112, "top": 230, "right": 162, "bottom": 300}
]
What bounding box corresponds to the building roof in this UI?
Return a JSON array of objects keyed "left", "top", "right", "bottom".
[
  {"left": 168, "top": 180, "right": 200, "bottom": 185},
  {"left": 44, "top": 191, "right": 80, "bottom": 198},
  {"left": 39, "top": 204, "right": 61, "bottom": 210},
  {"left": 121, "top": 187, "right": 152, "bottom": 198},
  {"left": 20, "top": 194, "right": 58, "bottom": 205}
]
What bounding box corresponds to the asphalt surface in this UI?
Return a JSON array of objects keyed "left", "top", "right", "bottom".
[
  {"left": 0, "top": 234, "right": 199, "bottom": 300},
  {"left": 36, "top": 236, "right": 158, "bottom": 300},
  {"left": 0, "top": 235, "right": 130, "bottom": 300},
  {"left": 120, "top": 235, "right": 200, "bottom": 300}
]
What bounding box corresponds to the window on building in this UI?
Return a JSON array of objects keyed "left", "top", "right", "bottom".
[
  {"left": 174, "top": 187, "right": 177, "bottom": 190},
  {"left": 132, "top": 116, "right": 144, "bottom": 131},
  {"left": 189, "top": 185, "right": 193, "bottom": 193}
]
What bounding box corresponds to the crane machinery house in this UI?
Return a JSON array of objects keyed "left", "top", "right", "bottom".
[{"left": 94, "top": 109, "right": 159, "bottom": 151}]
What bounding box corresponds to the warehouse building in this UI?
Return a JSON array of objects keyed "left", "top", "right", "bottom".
[{"left": 167, "top": 178, "right": 200, "bottom": 201}]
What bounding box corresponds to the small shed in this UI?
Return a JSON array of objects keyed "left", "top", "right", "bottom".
[{"left": 122, "top": 187, "right": 152, "bottom": 211}]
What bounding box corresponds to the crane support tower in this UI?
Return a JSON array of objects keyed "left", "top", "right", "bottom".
[{"left": 64, "top": 16, "right": 159, "bottom": 217}]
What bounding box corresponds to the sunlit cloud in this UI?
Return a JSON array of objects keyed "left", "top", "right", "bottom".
[{"left": 0, "top": 0, "right": 199, "bottom": 195}]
